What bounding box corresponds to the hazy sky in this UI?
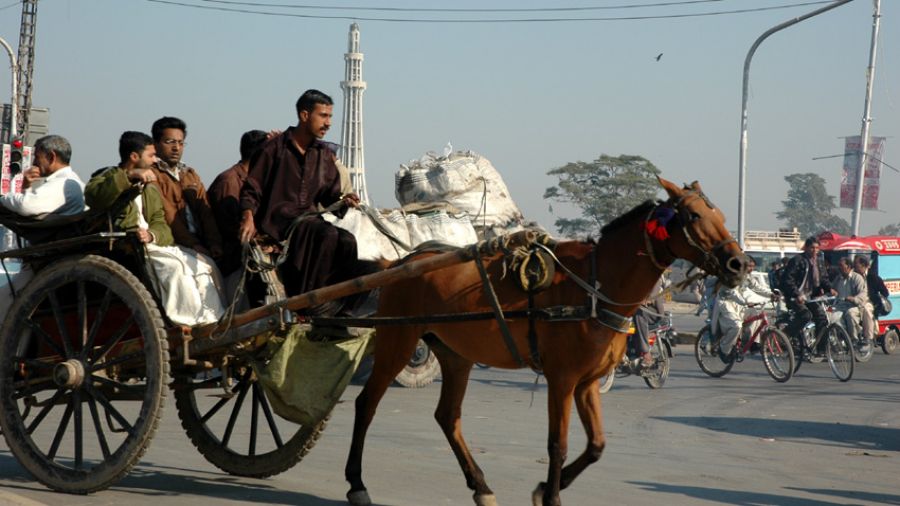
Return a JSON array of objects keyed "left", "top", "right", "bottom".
[{"left": 0, "top": 0, "right": 897, "bottom": 237}]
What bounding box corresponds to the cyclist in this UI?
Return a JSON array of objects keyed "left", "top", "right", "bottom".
[
  {"left": 712, "top": 256, "right": 774, "bottom": 359},
  {"left": 781, "top": 236, "right": 832, "bottom": 349},
  {"left": 831, "top": 256, "right": 868, "bottom": 349}
]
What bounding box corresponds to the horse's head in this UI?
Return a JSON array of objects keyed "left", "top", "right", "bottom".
[{"left": 651, "top": 177, "right": 748, "bottom": 288}]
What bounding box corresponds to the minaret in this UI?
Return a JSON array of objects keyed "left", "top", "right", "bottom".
[{"left": 340, "top": 23, "right": 369, "bottom": 204}]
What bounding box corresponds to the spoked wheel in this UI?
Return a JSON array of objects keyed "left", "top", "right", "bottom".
[
  {"left": 882, "top": 329, "right": 898, "bottom": 355},
  {"left": 643, "top": 337, "right": 671, "bottom": 389},
  {"left": 598, "top": 368, "right": 615, "bottom": 394},
  {"left": 392, "top": 338, "right": 441, "bottom": 388},
  {"left": 0, "top": 255, "right": 168, "bottom": 494},
  {"left": 824, "top": 324, "right": 854, "bottom": 382},
  {"left": 760, "top": 328, "right": 794, "bottom": 383},
  {"left": 173, "top": 364, "right": 329, "bottom": 478},
  {"left": 694, "top": 325, "right": 734, "bottom": 378}
]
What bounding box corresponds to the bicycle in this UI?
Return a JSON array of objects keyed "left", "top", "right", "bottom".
[
  {"left": 782, "top": 296, "right": 855, "bottom": 382},
  {"left": 695, "top": 300, "right": 794, "bottom": 382}
]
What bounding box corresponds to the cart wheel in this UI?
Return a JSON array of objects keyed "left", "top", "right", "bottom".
[
  {"left": 392, "top": 339, "right": 441, "bottom": 388},
  {"left": 0, "top": 255, "right": 168, "bottom": 494},
  {"left": 173, "top": 365, "right": 329, "bottom": 478}
]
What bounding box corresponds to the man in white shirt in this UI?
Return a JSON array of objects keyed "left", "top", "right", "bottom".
[
  {"left": 0, "top": 135, "right": 85, "bottom": 217},
  {"left": 0, "top": 135, "right": 84, "bottom": 324}
]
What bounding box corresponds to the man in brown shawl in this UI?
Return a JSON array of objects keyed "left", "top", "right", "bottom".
[{"left": 238, "top": 89, "right": 363, "bottom": 315}]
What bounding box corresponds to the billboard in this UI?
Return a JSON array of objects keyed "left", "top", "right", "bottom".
[{"left": 840, "top": 135, "right": 885, "bottom": 210}]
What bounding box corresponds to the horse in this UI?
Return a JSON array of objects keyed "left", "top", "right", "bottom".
[{"left": 344, "top": 177, "right": 748, "bottom": 506}]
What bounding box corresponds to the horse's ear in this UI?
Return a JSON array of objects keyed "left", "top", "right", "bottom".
[
  {"left": 688, "top": 180, "right": 703, "bottom": 192},
  {"left": 657, "top": 176, "right": 683, "bottom": 200}
]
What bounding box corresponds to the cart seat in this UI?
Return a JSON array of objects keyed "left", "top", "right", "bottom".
[{"left": 0, "top": 185, "right": 142, "bottom": 245}]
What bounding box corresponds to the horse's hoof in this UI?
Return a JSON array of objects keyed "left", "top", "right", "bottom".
[
  {"left": 474, "top": 493, "right": 498, "bottom": 506},
  {"left": 347, "top": 489, "right": 372, "bottom": 506},
  {"left": 531, "top": 484, "right": 545, "bottom": 506}
]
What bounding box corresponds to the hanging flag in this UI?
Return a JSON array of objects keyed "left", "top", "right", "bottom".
[{"left": 840, "top": 135, "right": 885, "bottom": 210}]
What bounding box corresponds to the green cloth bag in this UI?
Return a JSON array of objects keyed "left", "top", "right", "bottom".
[{"left": 252, "top": 324, "right": 375, "bottom": 426}]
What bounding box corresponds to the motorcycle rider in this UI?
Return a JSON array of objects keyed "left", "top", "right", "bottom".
[
  {"left": 781, "top": 236, "right": 832, "bottom": 350},
  {"left": 632, "top": 276, "right": 667, "bottom": 367}
]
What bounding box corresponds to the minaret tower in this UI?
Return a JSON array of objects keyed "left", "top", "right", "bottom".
[{"left": 340, "top": 23, "right": 368, "bottom": 204}]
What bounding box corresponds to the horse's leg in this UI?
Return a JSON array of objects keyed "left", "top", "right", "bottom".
[
  {"left": 533, "top": 379, "right": 575, "bottom": 506},
  {"left": 429, "top": 341, "right": 496, "bottom": 506},
  {"left": 345, "top": 330, "right": 421, "bottom": 506},
  {"left": 558, "top": 378, "right": 605, "bottom": 490}
]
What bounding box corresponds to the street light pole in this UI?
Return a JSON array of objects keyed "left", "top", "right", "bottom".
[
  {"left": 738, "top": 0, "right": 855, "bottom": 249},
  {"left": 850, "top": 0, "right": 882, "bottom": 237},
  {"left": 0, "top": 36, "right": 17, "bottom": 140}
]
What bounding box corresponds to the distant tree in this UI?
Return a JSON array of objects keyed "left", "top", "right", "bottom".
[
  {"left": 878, "top": 223, "right": 900, "bottom": 236},
  {"left": 776, "top": 173, "right": 850, "bottom": 237},
  {"left": 544, "top": 154, "right": 661, "bottom": 237}
]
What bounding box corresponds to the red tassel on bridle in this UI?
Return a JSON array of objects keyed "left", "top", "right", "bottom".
[
  {"left": 645, "top": 219, "right": 670, "bottom": 241},
  {"left": 644, "top": 207, "right": 676, "bottom": 241}
]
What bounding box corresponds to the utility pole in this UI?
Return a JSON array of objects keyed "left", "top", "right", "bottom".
[
  {"left": 737, "top": 0, "right": 854, "bottom": 249},
  {"left": 15, "top": 0, "right": 38, "bottom": 140},
  {"left": 850, "top": 0, "right": 882, "bottom": 237},
  {"left": 0, "top": 36, "right": 16, "bottom": 139}
]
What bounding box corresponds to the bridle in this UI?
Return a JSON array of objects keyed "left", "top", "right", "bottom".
[{"left": 643, "top": 190, "right": 737, "bottom": 277}]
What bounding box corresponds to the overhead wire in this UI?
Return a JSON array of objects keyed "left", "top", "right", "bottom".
[
  {"left": 144, "top": 0, "right": 836, "bottom": 23},
  {"left": 196, "top": 0, "right": 731, "bottom": 12}
]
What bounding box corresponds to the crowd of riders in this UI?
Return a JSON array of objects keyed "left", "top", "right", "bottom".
[{"left": 700, "top": 235, "right": 890, "bottom": 358}]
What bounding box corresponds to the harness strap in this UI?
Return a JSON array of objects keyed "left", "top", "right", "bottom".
[
  {"left": 471, "top": 245, "right": 528, "bottom": 368},
  {"left": 527, "top": 291, "right": 543, "bottom": 371}
]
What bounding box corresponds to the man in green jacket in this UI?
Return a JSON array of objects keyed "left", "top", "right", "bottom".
[{"left": 85, "top": 131, "right": 173, "bottom": 246}]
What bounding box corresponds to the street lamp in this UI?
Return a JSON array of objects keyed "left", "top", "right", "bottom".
[{"left": 738, "top": 0, "right": 855, "bottom": 249}]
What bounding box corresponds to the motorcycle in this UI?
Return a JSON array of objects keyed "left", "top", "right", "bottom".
[{"left": 599, "top": 311, "right": 676, "bottom": 393}]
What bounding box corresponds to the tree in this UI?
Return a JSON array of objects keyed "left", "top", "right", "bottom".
[
  {"left": 878, "top": 223, "right": 900, "bottom": 236},
  {"left": 544, "top": 154, "right": 661, "bottom": 237},
  {"left": 776, "top": 173, "right": 850, "bottom": 237}
]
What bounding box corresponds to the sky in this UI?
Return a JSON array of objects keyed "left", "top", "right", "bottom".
[{"left": 0, "top": 0, "right": 897, "bottom": 238}]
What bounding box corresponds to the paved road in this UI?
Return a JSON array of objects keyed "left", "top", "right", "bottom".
[{"left": 2, "top": 347, "right": 899, "bottom": 506}]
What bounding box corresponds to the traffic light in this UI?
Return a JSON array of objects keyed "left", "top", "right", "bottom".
[{"left": 8, "top": 136, "right": 24, "bottom": 175}]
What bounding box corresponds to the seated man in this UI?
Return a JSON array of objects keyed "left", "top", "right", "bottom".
[
  {"left": 831, "top": 256, "right": 868, "bottom": 346},
  {"left": 209, "top": 129, "right": 269, "bottom": 277},
  {"left": 85, "top": 131, "right": 225, "bottom": 326},
  {"left": 854, "top": 255, "right": 888, "bottom": 344},
  {"left": 146, "top": 116, "right": 223, "bottom": 260},
  {"left": 0, "top": 134, "right": 84, "bottom": 323},
  {"left": 0, "top": 134, "right": 84, "bottom": 217},
  {"left": 239, "top": 89, "right": 369, "bottom": 315}
]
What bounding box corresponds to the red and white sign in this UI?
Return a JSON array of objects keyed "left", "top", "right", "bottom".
[{"left": 0, "top": 143, "right": 32, "bottom": 196}]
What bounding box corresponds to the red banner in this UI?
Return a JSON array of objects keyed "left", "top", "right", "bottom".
[{"left": 840, "top": 136, "right": 885, "bottom": 210}]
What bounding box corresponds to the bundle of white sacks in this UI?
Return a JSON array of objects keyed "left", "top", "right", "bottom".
[{"left": 327, "top": 149, "right": 534, "bottom": 261}]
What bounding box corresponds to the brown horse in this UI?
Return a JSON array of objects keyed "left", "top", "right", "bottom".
[{"left": 344, "top": 177, "right": 748, "bottom": 506}]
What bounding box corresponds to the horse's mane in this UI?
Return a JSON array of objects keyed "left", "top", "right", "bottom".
[{"left": 600, "top": 200, "right": 657, "bottom": 236}]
